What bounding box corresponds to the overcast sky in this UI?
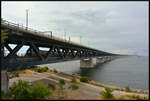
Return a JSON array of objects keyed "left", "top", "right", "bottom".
[{"left": 2, "top": 1, "right": 149, "bottom": 56}]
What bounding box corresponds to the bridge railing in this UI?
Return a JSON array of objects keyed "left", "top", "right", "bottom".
[{"left": 1, "top": 18, "right": 96, "bottom": 50}]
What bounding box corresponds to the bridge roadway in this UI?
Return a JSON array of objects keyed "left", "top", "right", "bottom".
[{"left": 1, "top": 18, "right": 117, "bottom": 71}]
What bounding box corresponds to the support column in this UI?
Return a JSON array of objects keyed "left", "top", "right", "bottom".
[
  {"left": 96, "top": 57, "right": 105, "bottom": 64},
  {"left": 80, "top": 58, "right": 93, "bottom": 68},
  {"left": 1, "top": 70, "right": 9, "bottom": 94},
  {"left": 105, "top": 56, "right": 111, "bottom": 61},
  {"left": 1, "top": 43, "right": 9, "bottom": 94}
]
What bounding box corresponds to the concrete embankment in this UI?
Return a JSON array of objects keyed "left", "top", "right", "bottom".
[{"left": 9, "top": 68, "right": 149, "bottom": 100}]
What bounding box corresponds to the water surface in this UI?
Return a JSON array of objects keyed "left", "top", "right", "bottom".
[{"left": 40, "top": 56, "right": 149, "bottom": 90}]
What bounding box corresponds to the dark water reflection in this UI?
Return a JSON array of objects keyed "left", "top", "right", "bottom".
[{"left": 40, "top": 56, "right": 149, "bottom": 90}]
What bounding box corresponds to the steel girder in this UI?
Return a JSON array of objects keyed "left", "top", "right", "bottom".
[{"left": 1, "top": 27, "right": 115, "bottom": 71}]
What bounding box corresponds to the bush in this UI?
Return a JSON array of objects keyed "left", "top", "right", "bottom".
[
  {"left": 44, "top": 66, "right": 48, "bottom": 70},
  {"left": 69, "top": 84, "right": 79, "bottom": 90},
  {"left": 42, "top": 66, "right": 49, "bottom": 72},
  {"left": 71, "top": 78, "right": 77, "bottom": 83},
  {"left": 80, "top": 76, "right": 91, "bottom": 83},
  {"left": 34, "top": 67, "right": 42, "bottom": 73},
  {"left": 59, "top": 79, "right": 65, "bottom": 85},
  {"left": 14, "top": 71, "right": 19, "bottom": 77},
  {"left": 8, "top": 80, "right": 32, "bottom": 100},
  {"left": 53, "top": 69, "right": 58, "bottom": 73},
  {"left": 125, "top": 86, "right": 131, "bottom": 92},
  {"left": 48, "top": 84, "right": 56, "bottom": 91},
  {"left": 100, "top": 87, "right": 114, "bottom": 98},
  {"left": 8, "top": 80, "right": 52, "bottom": 100},
  {"left": 34, "top": 66, "right": 49, "bottom": 73},
  {"left": 72, "top": 73, "right": 75, "bottom": 76},
  {"left": 31, "top": 82, "right": 51, "bottom": 100}
]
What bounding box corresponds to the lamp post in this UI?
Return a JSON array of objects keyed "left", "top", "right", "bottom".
[{"left": 26, "top": 9, "right": 29, "bottom": 29}]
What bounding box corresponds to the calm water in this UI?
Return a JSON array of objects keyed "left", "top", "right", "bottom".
[{"left": 40, "top": 56, "right": 149, "bottom": 90}]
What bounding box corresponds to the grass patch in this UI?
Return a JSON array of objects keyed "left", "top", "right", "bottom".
[
  {"left": 48, "top": 84, "right": 56, "bottom": 91},
  {"left": 72, "top": 73, "right": 76, "bottom": 76},
  {"left": 125, "top": 94, "right": 148, "bottom": 100},
  {"left": 53, "top": 69, "right": 58, "bottom": 73},
  {"left": 69, "top": 84, "right": 79, "bottom": 90},
  {"left": 34, "top": 66, "right": 49, "bottom": 73},
  {"left": 71, "top": 78, "right": 77, "bottom": 83},
  {"left": 59, "top": 79, "right": 65, "bottom": 85},
  {"left": 14, "top": 71, "right": 19, "bottom": 77},
  {"left": 4, "top": 80, "right": 52, "bottom": 100},
  {"left": 100, "top": 87, "right": 114, "bottom": 98},
  {"left": 80, "top": 76, "right": 91, "bottom": 83},
  {"left": 8, "top": 72, "right": 14, "bottom": 78},
  {"left": 117, "top": 95, "right": 127, "bottom": 100},
  {"left": 125, "top": 86, "right": 131, "bottom": 92}
]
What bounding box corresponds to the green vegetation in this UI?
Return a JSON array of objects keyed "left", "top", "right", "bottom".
[
  {"left": 125, "top": 86, "right": 131, "bottom": 92},
  {"left": 31, "top": 82, "right": 51, "bottom": 100},
  {"left": 100, "top": 87, "right": 114, "bottom": 98},
  {"left": 53, "top": 69, "right": 58, "bottom": 73},
  {"left": 125, "top": 94, "right": 149, "bottom": 100},
  {"left": 48, "top": 84, "right": 56, "bottom": 91},
  {"left": 117, "top": 94, "right": 149, "bottom": 100},
  {"left": 8, "top": 80, "right": 32, "bottom": 100},
  {"left": 59, "top": 79, "right": 65, "bottom": 86},
  {"left": 117, "top": 95, "right": 127, "bottom": 100},
  {"left": 143, "top": 96, "right": 149, "bottom": 100},
  {"left": 80, "top": 76, "right": 91, "bottom": 83},
  {"left": 1, "top": 30, "right": 8, "bottom": 43},
  {"left": 34, "top": 66, "right": 49, "bottom": 73},
  {"left": 2, "top": 80, "right": 52, "bottom": 100},
  {"left": 69, "top": 84, "right": 79, "bottom": 90},
  {"left": 72, "top": 73, "right": 75, "bottom": 76},
  {"left": 14, "top": 71, "right": 19, "bottom": 77},
  {"left": 57, "top": 79, "right": 67, "bottom": 99},
  {"left": 71, "top": 78, "right": 77, "bottom": 83}
]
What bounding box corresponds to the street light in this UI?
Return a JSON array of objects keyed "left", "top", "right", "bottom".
[{"left": 26, "top": 9, "right": 29, "bottom": 29}]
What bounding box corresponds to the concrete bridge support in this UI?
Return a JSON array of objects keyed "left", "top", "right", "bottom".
[
  {"left": 1, "top": 70, "right": 9, "bottom": 94},
  {"left": 96, "top": 56, "right": 113, "bottom": 64},
  {"left": 105, "top": 56, "right": 111, "bottom": 61},
  {"left": 80, "top": 58, "right": 93, "bottom": 68},
  {"left": 96, "top": 57, "right": 105, "bottom": 64}
]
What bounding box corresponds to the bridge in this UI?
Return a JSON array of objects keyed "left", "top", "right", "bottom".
[
  {"left": 1, "top": 18, "right": 122, "bottom": 94},
  {"left": 1, "top": 18, "right": 119, "bottom": 71}
]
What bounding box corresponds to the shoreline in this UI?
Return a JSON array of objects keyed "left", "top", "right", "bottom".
[
  {"left": 58, "top": 70, "right": 149, "bottom": 94},
  {"left": 8, "top": 66, "right": 149, "bottom": 100}
]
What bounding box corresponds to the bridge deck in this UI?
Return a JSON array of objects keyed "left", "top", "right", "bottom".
[
  {"left": 1, "top": 18, "right": 117, "bottom": 71},
  {"left": 1, "top": 19, "right": 105, "bottom": 52}
]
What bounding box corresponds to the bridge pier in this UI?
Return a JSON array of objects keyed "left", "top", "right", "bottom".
[
  {"left": 105, "top": 56, "right": 111, "bottom": 61},
  {"left": 80, "top": 58, "right": 93, "bottom": 68},
  {"left": 96, "top": 57, "right": 105, "bottom": 64},
  {"left": 96, "top": 56, "right": 113, "bottom": 64},
  {"left": 1, "top": 70, "right": 9, "bottom": 94}
]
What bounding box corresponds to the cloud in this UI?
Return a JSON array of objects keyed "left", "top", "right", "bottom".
[{"left": 2, "top": 1, "right": 149, "bottom": 56}]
